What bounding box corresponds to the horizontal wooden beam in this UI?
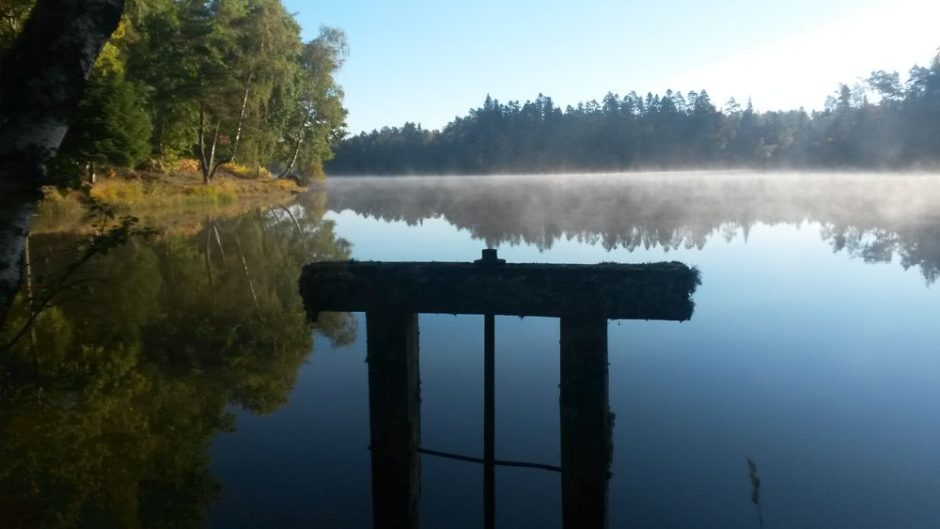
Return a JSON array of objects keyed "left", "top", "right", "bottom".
[{"left": 299, "top": 257, "right": 698, "bottom": 320}]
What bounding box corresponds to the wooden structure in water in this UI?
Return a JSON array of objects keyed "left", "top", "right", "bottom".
[{"left": 299, "top": 250, "right": 699, "bottom": 529}]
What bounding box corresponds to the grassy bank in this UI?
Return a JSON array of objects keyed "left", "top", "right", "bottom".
[{"left": 33, "top": 169, "right": 304, "bottom": 234}]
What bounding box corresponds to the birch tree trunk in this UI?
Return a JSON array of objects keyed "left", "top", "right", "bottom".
[
  {"left": 278, "top": 135, "right": 304, "bottom": 179},
  {"left": 278, "top": 114, "right": 310, "bottom": 179},
  {"left": 0, "top": 189, "right": 38, "bottom": 322},
  {"left": 230, "top": 67, "right": 253, "bottom": 164},
  {"left": 206, "top": 121, "right": 220, "bottom": 182},
  {"left": 197, "top": 103, "right": 224, "bottom": 184},
  {"left": 0, "top": 0, "right": 125, "bottom": 324}
]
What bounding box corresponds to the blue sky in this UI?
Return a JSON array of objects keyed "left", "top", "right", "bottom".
[{"left": 284, "top": 0, "right": 939, "bottom": 134}]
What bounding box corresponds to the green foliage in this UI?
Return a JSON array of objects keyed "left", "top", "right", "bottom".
[
  {"left": 24, "top": 0, "right": 348, "bottom": 183},
  {"left": 269, "top": 27, "right": 348, "bottom": 180},
  {"left": 59, "top": 73, "right": 153, "bottom": 170},
  {"left": 0, "top": 0, "right": 34, "bottom": 53},
  {"left": 7, "top": 0, "right": 347, "bottom": 183},
  {"left": 116, "top": 0, "right": 347, "bottom": 182}
]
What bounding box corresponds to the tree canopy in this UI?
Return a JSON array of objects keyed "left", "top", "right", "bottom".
[{"left": 1, "top": 0, "right": 348, "bottom": 184}]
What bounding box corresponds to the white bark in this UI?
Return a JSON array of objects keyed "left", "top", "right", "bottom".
[
  {"left": 0, "top": 194, "right": 37, "bottom": 324},
  {"left": 0, "top": 0, "right": 125, "bottom": 181},
  {"left": 0, "top": 0, "right": 125, "bottom": 321},
  {"left": 230, "top": 67, "right": 253, "bottom": 164}
]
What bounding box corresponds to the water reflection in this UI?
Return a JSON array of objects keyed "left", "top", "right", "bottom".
[
  {"left": 324, "top": 173, "right": 940, "bottom": 282},
  {"left": 299, "top": 251, "right": 698, "bottom": 528},
  {"left": 0, "top": 193, "right": 355, "bottom": 528},
  {"left": 4, "top": 173, "right": 937, "bottom": 527}
]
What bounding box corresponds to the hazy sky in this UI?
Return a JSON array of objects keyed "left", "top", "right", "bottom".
[{"left": 284, "top": 0, "right": 939, "bottom": 134}]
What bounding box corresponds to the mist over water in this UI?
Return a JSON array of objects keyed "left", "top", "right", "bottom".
[{"left": 325, "top": 171, "right": 940, "bottom": 281}]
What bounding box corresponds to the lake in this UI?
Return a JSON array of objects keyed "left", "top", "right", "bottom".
[{"left": 2, "top": 172, "right": 940, "bottom": 528}]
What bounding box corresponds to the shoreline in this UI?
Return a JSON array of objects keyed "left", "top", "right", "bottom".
[{"left": 32, "top": 173, "right": 307, "bottom": 235}]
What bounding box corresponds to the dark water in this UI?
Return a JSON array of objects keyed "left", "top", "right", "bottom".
[{"left": 3, "top": 172, "right": 940, "bottom": 528}]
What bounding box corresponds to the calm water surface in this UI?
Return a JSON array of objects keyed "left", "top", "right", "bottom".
[{"left": 3, "top": 172, "right": 940, "bottom": 528}]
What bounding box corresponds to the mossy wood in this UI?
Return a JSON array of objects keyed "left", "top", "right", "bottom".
[
  {"left": 299, "top": 251, "right": 699, "bottom": 529},
  {"left": 300, "top": 256, "right": 699, "bottom": 320}
]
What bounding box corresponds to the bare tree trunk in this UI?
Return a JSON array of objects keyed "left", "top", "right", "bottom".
[
  {"left": 233, "top": 233, "right": 259, "bottom": 310},
  {"left": 204, "top": 219, "right": 214, "bottom": 293},
  {"left": 0, "top": 0, "right": 124, "bottom": 324},
  {"left": 212, "top": 224, "right": 226, "bottom": 261},
  {"left": 200, "top": 66, "right": 252, "bottom": 183},
  {"left": 198, "top": 107, "right": 221, "bottom": 185},
  {"left": 3, "top": 16, "right": 20, "bottom": 35},
  {"left": 206, "top": 121, "right": 221, "bottom": 182},
  {"left": 198, "top": 103, "right": 208, "bottom": 177},
  {"left": 278, "top": 130, "right": 306, "bottom": 179},
  {"left": 197, "top": 104, "right": 214, "bottom": 184},
  {"left": 24, "top": 234, "right": 38, "bottom": 360},
  {"left": 280, "top": 205, "right": 311, "bottom": 254},
  {"left": 0, "top": 0, "right": 124, "bottom": 184},
  {"left": 230, "top": 67, "right": 252, "bottom": 164},
  {"left": 278, "top": 111, "right": 311, "bottom": 179},
  {"left": 0, "top": 189, "right": 39, "bottom": 325}
]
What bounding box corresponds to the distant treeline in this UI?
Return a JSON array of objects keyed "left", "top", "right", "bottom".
[{"left": 327, "top": 53, "right": 940, "bottom": 175}]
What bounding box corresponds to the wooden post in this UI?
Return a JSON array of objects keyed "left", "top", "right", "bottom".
[
  {"left": 298, "top": 251, "right": 699, "bottom": 528},
  {"left": 300, "top": 259, "right": 698, "bottom": 321},
  {"left": 484, "top": 313, "right": 496, "bottom": 529},
  {"left": 559, "top": 316, "right": 611, "bottom": 529},
  {"left": 366, "top": 312, "right": 421, "bottom": 529}
]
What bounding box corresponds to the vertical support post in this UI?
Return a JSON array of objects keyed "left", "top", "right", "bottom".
[
  {"left": 366, "top": 312, "right": 421, "bottom": 529},
  {"left": 559, "top": 316, "right": 611, "bottom": 529},
  {"left": 484, "top": 313, "right": 496, "bottom": 529}
]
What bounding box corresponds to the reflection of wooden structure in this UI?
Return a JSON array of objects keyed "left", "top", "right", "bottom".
[{"left": 300, "top": 250, "right": 698, "bottom": 529}]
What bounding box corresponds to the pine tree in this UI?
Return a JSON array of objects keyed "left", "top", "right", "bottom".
[{"left": 58, "top": 73, "right": 153, "bottom": 179}]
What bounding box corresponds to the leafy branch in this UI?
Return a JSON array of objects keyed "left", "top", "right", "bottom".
[{"left": 0, "top": 199, "right": 156, "bottom": 354}]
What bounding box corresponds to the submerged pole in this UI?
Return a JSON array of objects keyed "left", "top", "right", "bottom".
[
  {"left": 484, "top": 312, "right": 496, "bottom": 529},
  {"left": 559, "top": 316, "right": 611, "bottom": 529},
  {"left": 366, "top": 311, "right": 421, "bottom": 529}
]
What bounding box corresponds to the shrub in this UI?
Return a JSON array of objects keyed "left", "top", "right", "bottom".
[
  {"left": 219, "top": 162, "right": 273, "bottom": 180},
  {"left": 184, "top": 182, "right": 237, "bottom": 203},
  {"left": 174, "top": 158, "right": 201, "bottom": 174},
  {"left": 273, "top": 179, "right": 298, "bottom": 191},
  {"left": 89, "top": 180, "right": 145, "bottom": 205}
]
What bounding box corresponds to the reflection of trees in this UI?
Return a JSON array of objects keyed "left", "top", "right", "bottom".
[
  {"left": 0, "top": 194, "right": 355, "bottom": 528},
  {"left": 823, "top": 222, "right": 940, "bottom": 283},
  {"left": 326, "top": 174, "right": 940, "bottom": 282}
]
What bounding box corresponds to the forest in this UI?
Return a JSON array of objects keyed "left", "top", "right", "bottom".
[
  {"left": 0, "top": 0, "right": 347, "bottom": 185},
  {"left": 327, "top": 55, "right": 940, "bottom": 175}
]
